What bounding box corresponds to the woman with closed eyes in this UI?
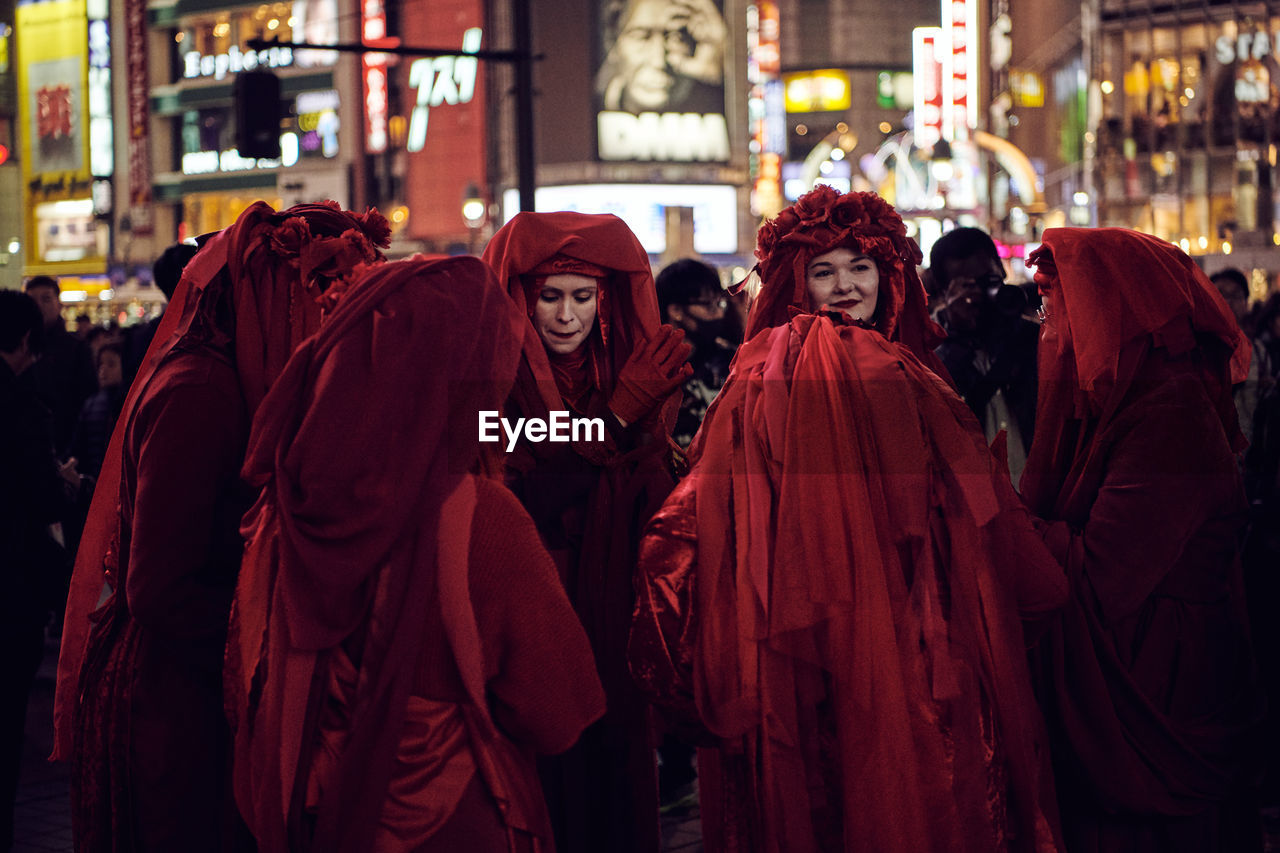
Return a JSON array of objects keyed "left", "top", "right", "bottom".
[
  {"left": 482, "top": 211, "right": 691, "bottom": 853},
  {"left": 630, "top": 186, "right": 1068, "bottom": 852}
]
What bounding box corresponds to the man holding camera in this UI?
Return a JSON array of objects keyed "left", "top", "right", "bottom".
[{"left": 930, "top": 227, "right": 1040, "bottom": 486}]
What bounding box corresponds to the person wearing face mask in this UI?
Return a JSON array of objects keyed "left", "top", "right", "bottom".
[
  {"left": 482, "top": 211, "right": 692, "bottom": 853},
  {"left": 630, "top": 186, "right": 1067, "bottom": 852},
  {"left": 656, "top": 258, "right": 737, "bottom": 449}
]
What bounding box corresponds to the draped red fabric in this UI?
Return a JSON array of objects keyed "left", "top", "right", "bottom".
[
  {"left": 53, "top": 200, "right": 389, "bottom": 763},
  {"left": 227, "top": 256, "right": 535, "bottom": 852},
  {"left": 1023, "top": 227, "right": 1248, "bottom": 480},
  {"left": 482, "top": 210, "right": 675, "bottom": 426},
  {"left": 1019, "top": 228, "right": 1265, "bottom": 850},
  {"left": 739, "top": 185, "right": 950, "bottom": 384},
  {"left": 630, "top": 187, "right": 1066, "bottom": 851},
  {"left": 633, "top": 313, "right": 1064, "bottom": 852},
  {"left": 482, "top": 212, "right": 678, "bottom": 853}
]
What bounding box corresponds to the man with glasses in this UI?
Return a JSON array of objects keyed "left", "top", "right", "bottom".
[{"left": 929, "top": 226, "right": 1040, "bottom": 485}]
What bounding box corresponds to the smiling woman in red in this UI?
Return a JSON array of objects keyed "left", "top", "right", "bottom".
[
  {"left": 1023, "top": 228, "right": 1265, "bottom": 852},
  {"left": 482, "top": 211, "right": 691, "bottom": 853},
  {"left": 630, "top": 186, "right": 1067, "bottom": 852}
]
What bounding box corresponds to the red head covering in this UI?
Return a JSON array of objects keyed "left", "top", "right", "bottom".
[
  {"left": 482, "top": 210, "right": 670, "bottom": 421},
  {"left": 1021, "top": 227, "right": 1250, "bottom": 516},
  {"left": 227, "top": 256, "right": 524, "bottom": 852},
  {"left": 671, "top": 312, "right": 1061, "bottom": 851},
  {"left": 744, "top": 185, "right": 948, "bottom": 377},
  {"left": 52, "top": 200, "right": 390, "bottom": 760}
]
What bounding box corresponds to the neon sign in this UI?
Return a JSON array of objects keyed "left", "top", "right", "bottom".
[
  {"left": 182, "top": 43, "right": 293, "bottom": 80},
  {"left": 181, "top": 132, "right": 299, "bottom": 174},
  {"left": 597, "top": 113, "right": 730, "bottom": 161},
  {"left": 941, "top": 0, "right": 978, "bottom": 139},
  {"left": 362, "top": 0, "right": 390, "bottom": 153},
  {"left": 406, "top": 27, "right": 480, "bottom": 153},
  {"left": 913, "top": 28, "right": 944, "bottom": 148}
]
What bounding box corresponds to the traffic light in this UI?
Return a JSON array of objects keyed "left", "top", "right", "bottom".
[{"left": 234, "top": 70, "right": 281, "bottom": 159}]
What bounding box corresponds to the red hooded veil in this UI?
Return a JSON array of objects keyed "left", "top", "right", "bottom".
[
  {"left": 482, "top": 210, "right": 678, "bottom": 426},
  {"left": 630, "top": 188, "right": 1066, "bottom": 852},
  {"left": 225, "top": 256, "right": 604, "bottom": 853},
  {"left": 53, "top": 201, "right": 389, "bottom": 851},
  {"left": 481, "top": 211, "right": 678, "bottom": 853},
  {"left": 1021, "top": 228, "right": 1263, "bottom": 849},
  {"left": 53, "top": 201, "right": 390, "bottom": 762}
]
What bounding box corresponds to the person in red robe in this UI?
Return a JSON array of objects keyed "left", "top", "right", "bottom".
[
  {"left": 629, "top": 185, "right": 1068, "bottom": 852},
  {"left": 225, "top": 255, "right": 605, "bottom": 853},
  {"left": 481, "top": 212, "right": 692, "bottom": 853},
  {"left": 53, "top": 201, "right": 390, "bottom": 853},
  {"left": 1022, "top": 228, "right": 1266, "bottom": 853}
]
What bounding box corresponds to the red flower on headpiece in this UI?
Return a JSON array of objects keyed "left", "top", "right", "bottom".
[
  {"left": 313, "top": 259, "right": 377, "bottom": 313},
  {"left": 356, "top": 208, "right": 393, "bottom": 249},
  {"left": 756, "top": 186, "right": 912, "bottom": 272},
  {"left": 265, "top": 207, "right": 391, "bottom": 312},
  {"left": 791, "top": 188, "right": 835, "bottom": 228},
  {"left": 271, "top": 216, "right": 312, "bottom": 261}
]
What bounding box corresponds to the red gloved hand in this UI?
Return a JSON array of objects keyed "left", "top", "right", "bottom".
[{"left": 610, "top": 325, "right": 694, "bottom": 425}]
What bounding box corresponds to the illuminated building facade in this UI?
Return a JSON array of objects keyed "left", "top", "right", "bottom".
[{"left": 1093, "top": 0, "right": 1280, "bottom": 265}]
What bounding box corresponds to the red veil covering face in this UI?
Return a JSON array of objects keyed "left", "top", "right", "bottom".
[
  {"left": 631, "top": 188, "right": 1065, "bottom": 852},
  {"left": 52, "top": 200, "right": 390, "bottom": 763},
  {"left": 225, "top": 256, "right": 533, "bottom": 853},
  {"left": 1023, "top": 227, "right": 1249, "bottom": 509},
  {"left": 1021, "top": 228, "right": 1264, "bottom": 834}
]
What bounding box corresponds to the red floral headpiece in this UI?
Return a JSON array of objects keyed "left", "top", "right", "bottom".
[
  {"left": 745, "top": 185, "right": 927, "bottom": 341},
  {"left": 268, "top": 202, "right": 393, "bottom": 312}
]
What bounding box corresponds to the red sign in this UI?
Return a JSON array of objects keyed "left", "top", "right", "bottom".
[
  {"left": 402, "top": 0, "right": 485, "bottom": 241},
  {"left": 942, "top": 0, "right": 977, "bottom": 139},
  {"left": 913, "top": 28, "right": 944, "bottom": 148},
  {"left": 126, "top": 0, "right": 153, "bottom": 232},
  {"left": 362, "top": 0, "right": 390, "bottom": 153},
  {"left": 36, "top": 85, "right": 73, "bottom": 140}
]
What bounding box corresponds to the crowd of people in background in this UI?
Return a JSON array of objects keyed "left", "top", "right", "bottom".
[{"left": 2, "top": 192, "right": 1279, "bottom": 853}]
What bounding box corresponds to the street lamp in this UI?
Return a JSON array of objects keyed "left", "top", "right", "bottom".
[
  {"left": 462, "top": 183, "right": 486, "bottom": 253},
  {"left": 929, "top": 139, "right": 954, "bottom": 183}
]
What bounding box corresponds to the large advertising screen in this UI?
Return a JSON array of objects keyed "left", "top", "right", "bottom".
[
  {"left": 595, "top": 0, "right": 730, "bottom": 162},
  {"left": 18, "top": 0, "right": 89, "bottom": 177},
  {"left": 17, "top": 0, "right": 106, "bottom": 272}
]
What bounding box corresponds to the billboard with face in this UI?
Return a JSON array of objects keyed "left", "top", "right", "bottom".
[{"left": 594, "top": 0, "right": 730, "bottom": 162}]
